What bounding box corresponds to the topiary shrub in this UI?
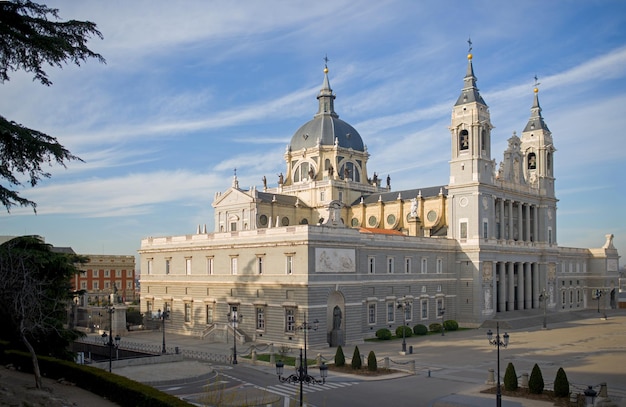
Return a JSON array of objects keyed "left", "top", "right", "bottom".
[
  {"left": 413, "top": 324, "right": 428, "bottom": 335},
  {"left": 367, "top": 350, "right": 377, "bottom": 371},
  {"left": 351, "top": 346, "right": 362, "bottom": 370},
  {"left": 334, "top": 345, "right": 345, "bottom": 367},
  {"left": 503, "top": 362, "right": 518, "bottom": 391},
  {"left": 553, "top": 367, "right": 570, "bottom": 398},
  {"left": 375, "top": 328, "right": 392, "bottom": 340},
  {"left": 429, "top": 323, "right": 442, "bottom": 333},
  {"left": 443, "top": 320, "right": 459, "bottom": 331},
  {"left": 528, "top": 363, "right": 544, "bottom": 394},
  {"left": 395, "top": 325, "right": 413, "bottom": 338}
]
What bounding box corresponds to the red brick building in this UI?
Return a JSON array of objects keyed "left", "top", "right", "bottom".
[{"left": 73, "top": 255, "right": 136, "bottom": 306}]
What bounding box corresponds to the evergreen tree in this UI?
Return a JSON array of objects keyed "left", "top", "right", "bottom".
[
  {"left": 367, "top": 350, "right": 377, "bottom": 371},
  {"left": 503, "top": 362, "right": 518, "bottom": 391},
  {"left": 553, "top": 367, "right": 570, "bottom": 398},
  {"left": 351, "top": 346, "right": 362, "bottom": 369},
  {"left": 334, "top": 345, "right": 345, "bottom": 367},
  {"left": 528, "top": 363, "right": 544, "bottom": 394},
  {"left": 0, "top": 1, "right": 104, "bottom": 211}
]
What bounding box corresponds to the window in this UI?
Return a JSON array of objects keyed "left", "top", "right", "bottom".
[
  {"left": 548, "top": 228, "right": 553, "bottom": 245},
  {"left": 184, "top": 303, "right": 192, "bottom": 322},
  {"left": 80, "top": 281, "right": 87, "bottom": 289},
  {"left": 437, "top": 285, "right": 442, "bottom": 292},
  {"left": 285, "top": 308, "right": 296, "bottom": 332},
  {"left": 93, "top": 269, "right": 99, "bottom": 277},
  {"left": 116, "top": 270, "right": 122, "bottom": 277},
  {"left": 146, "top": 301, "right": 152, "bottom": 315},
  {"left": 185, "top": 258, "right": 192, "bottom": 275},
  {"left": 421, "top": 258, "right": 427, "bottom": 274},
  {"left": 93, "top": 281, "right": 99, "bottom": 290},
  {"left": 286, "top": 255, "right": 293, "bottom": 275},
  {"left": 386, "top": 302, "right": 395, "bottom": 323},
  {"left": 436, "top": 298, "right": 445, "bottom": 316},
  {"left": 147, "top": 260, "right": 152, "bottom": 275},
  {"left": 368, "top": 303, "right": 376, "bottom": 324},
  {"left": 460, "top": 221, "right": 468, "bottom": 239},
  {"left": 436, "top": 258, "right": 443, "bottom": 274},
  {"left": 206, "top": 257, "right": 214, "bottom": 275},
  {"left": 126, "top": 281, "right": 132, "bottom": 289},
  {"left": 459, "top": 129, "right": 469, "bottom": 151},
  {"left": 405, "top": 302, "right": 412, "bottom": 322},
  {"left": 127, "top": 270, "right": 133, "bottom": 277},
  {"left": 320, "top": 191, "right": 325, "bottom": 201},
  {"left": 257, "top": 256, "right": 264, "bottom": 275},
  {"left": 165, "top": 259, "right": 171, "bottom": 275},
  {"left": 256, "top": 307, "right": 265, "bottom": 330},
  {"left": 387, "top": 257, "right": 394, "bottom": 274},
  {"left": 483, "top": 220, "right": 489, "bottom": 239},
  {"left": 405, "top": 258, "right": 411, "bottom": 274},
  {"left": 104, "top": 270, "right": 110, "bottom": 277},
  {"left": 206, "top": 304, "right": 214, "bottom": 324},
  {"left": 368, "top": 257, "right": 375, "bottom": 274},
  {"left": 231, "top": 257, "right": 238, "bottom": 275},
  {"left": 163, "top": 302, "right": 171, "bottom": 313},
  {"left": 104, "top": 282, "right": 110, "bottom": 289},
  {"left": 421, "top": 299, "right": 428, "bottom": 319},
  {"left": 115, "top": 281, "right": 121, "bottom": 289}
]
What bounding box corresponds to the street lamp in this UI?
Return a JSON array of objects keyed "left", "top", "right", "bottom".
[
  {"left": 227, "top": 310, "right": 243, "bottom": 364},
  {"left": 157, "top": 308, "right": 169, "bottom": 354},
  {"left": 487, "top": 322, "right": 509, "bottom": 407},
  {"left": 276, "top": 348, "right": 327, "bottom": 407},
  {"left": 100, "top": 306, "right": 119, "bottom": 373},
  {"left": 539, "top": 289, "right": 548, "bottom": 329},
  {"left": 297, "top": 312, "right": 319, "bottom": 374},
  {"left": 396, "top": 297, "right": 411, "bottom": 353},
  {"left": 584, "top": 385, "right": 597, "bottom": 406}
]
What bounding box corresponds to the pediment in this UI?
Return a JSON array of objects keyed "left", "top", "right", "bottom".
[{"left": 212, "top": 188, "right": 254, "bottom": 208}]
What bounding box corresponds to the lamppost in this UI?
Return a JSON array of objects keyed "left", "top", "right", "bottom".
[
  {"left": 100, "top": 306, "right": 119, "bottom": 372},
  {"left": 487, "top": 322, "right": 509, "bottom": 407},
  {"left": 584, "top": 385, "right": 597, "bottom": 406},
  {"left": 539, "top": 289, "right": 548, "bottom": 329},
  {"left": 297, "top": 312, "right": 319, "bottom": 374},
  {"left": 396, "top": 297, "right": 411, "bottom": 353},
  {"left": 276, "top": 348, "right": 328, "bottom": 407},
  {"left": 227, "top": 310, "right": 243, "bottom": 364},
  {"left": 157, "top": 308, "right": 169, "bottom": 354},
  {"left": 594, "top": 289, "right": 602, "bottom": 313}
]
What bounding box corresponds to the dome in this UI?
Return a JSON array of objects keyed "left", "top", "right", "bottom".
[{"left": 289, "top": 115, "right": 364, "bottom": 151}]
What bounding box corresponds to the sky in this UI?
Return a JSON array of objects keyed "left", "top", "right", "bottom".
[{"left": 1, "top": 1, "right": 625, "bottom": 266}]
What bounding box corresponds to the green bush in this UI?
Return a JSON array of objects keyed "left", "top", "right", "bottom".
[
  {"left": 351, "top": 346, "right": 362, "bottom": 370},
  {"left": 126, "top": 307, "right": 143, "bottom": 325},
  {"left": 367, "top": 350, "right": 377, "bottom": 371},
  {"left": 443, "top": 320, "right": 459, "bottom": 331},
  {"left": 395, "top": 325, "right": 413, "bottom": 338},
  {"left": 553, "top": 367, "right": 569, "bottom": 398},
  {"left": 375, "top": 328, "right": 392, "bottom": 340},
  {"left": 413, "top": 324, "right": 428, "bottom": 335},
  {"left": 503, "top": 362, "right": 518, "bottom": 391},
  {"left": 429, "top": 323, "right": 443, "bottom": 333},
  {"left": 334, "top": 345, "right": 345, "bottom": 367},
  {"left": 528, "top": 363, "right": 544, "bottom": 394}
]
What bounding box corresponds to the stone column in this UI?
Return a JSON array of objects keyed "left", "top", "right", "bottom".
[
  {"left": 499, "top": 199, "right": 505, "bottom": 240},
  {"left": 507, "top": 262, "right": 515, "bottom": 311},
  {"left": 508, "top": 200, "right": 514, "bottom": 240},
  {"left": 498, "top": 262, "right": 506, "bottom": 313},
  {"left": 525, "top": 204, "right": 531, "bottom": 242},
  {"left": 517, "top": 203, "right": 523, "bottom": 241},
  {"left": 517, "top": 263, "right": 525, "bottom": 310},
  {"left": 533, "top": 205, "right": 539, "bottom": 243},
  {"left": 532, "top": 264, "right": 540, "bottom": 309},
  {"left": 524, "top": 262, "right": 532, "bottom": 309}
]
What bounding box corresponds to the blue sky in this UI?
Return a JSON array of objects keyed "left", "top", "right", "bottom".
[{"left": 1, "top": 1, "right": 625, "bottom": 263}]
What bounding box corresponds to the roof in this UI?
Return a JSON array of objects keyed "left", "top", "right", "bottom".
[
  {"left": 358, "top": 227, "right": 406, "bottom": 236},
  {"left": 256, "top": 191, "right": 310, "bottom": 207},
  {"left": 352, "top": 186, "right": 447, "bottom": 206}
]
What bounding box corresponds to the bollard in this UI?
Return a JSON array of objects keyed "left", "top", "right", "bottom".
[
  {"left": 252, "top": 349, "right": 257, "bottom": 365},
  {"left": 428, "top": 369, "right": 431, "bottom": 377},
  {"left": 521, "top": 373, "right": 528, "bottom": 388},
  {"left": 409, "top": 345, "right": 413, "bottom": 354},
  {"left": 486, "top": 368, "right": 495, "bottom": 384},
  {"left": 384, "top": 356, "right": 390, "bottom": 370},
  {"left": 410, "top": 360, "right": 416, "bottom": 374}
]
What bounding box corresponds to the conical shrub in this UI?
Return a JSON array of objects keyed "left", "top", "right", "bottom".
[
  {"left": 334, "top": 345, "right": 345, "bottom": 367},
  {"left": 503, "top": 362, "right": 518, "bottom": 391},
  {"left": 367, "top": 350, "right": 377, "bottom": 371},
  {"left": 351, "top": 346, "right": 362, "bottom": 369},
  {"left": 553, "top": 367, "right": 570, "bottom": 398},
  {"left": 528, "top": 363, "right": 544, "bottom": 394}
]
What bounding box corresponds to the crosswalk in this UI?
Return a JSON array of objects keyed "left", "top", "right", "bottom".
[{"left": 264, "top": 380, "right": 360, "bottom": 399}]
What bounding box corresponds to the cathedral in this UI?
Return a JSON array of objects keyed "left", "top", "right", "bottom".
[{"left": 139, "top": 51, "right": 620, "bottom": 347}]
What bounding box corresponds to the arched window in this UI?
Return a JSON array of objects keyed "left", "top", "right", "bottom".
[
  {"left": 293, "top": 162, "right": 314, "bottom": 183},
  {"left": 481, "top": 129, "right": 486, "bottom": 151},
  {"left": 527, "top": 152, "right": 537, "bottom": 169},
  {"left": 459, "top": 129, "right": 469, "bottom": 151},
  {"left": 339, "top": 162, "right": 360, "bottom": 182}
]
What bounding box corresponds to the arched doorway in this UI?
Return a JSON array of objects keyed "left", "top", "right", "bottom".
[{"left": 327, "top": 290, "right": 345, "bottom": 346}]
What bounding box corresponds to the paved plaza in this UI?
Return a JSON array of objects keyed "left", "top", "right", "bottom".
[{"left": 101, "top": 309, "right": 626, "bottom": 406}]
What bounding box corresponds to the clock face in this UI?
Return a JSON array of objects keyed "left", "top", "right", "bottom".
[{"left": 427, "top": 210, "right": 437, "bottom": 222}]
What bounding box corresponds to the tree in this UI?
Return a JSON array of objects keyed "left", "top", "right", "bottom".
[
  {"left": 528, "top": 363, "right": 544, "bottom": 394},
  {"left": 367, "top": 350, "right": 377, "bottom": 372},
  {"left": 0, "top": 1, "right": 104, "bottom": 212},
  {"left": 503, "top": 362, "right": 518, "bottom": 391},
  {"left": 334, "top": 345, "right": 345, "bottom": 367},
  {"left": 351, "top": 346, "right": 362, "bottom": 370},
  {"left": 553, "top": 367, "right": 570, "bottom": 398},
  {"left": 0, "top": 236, "right": 86, "bottom": 388}
]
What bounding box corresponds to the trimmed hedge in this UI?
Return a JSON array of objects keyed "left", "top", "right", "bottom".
[
  {"left": 375, "top": 328, "right": 392, "bottom": 340},
  {"left": 503, "top": 362, "right": 518, "bottom": 391},
  {"left": 443, "top": 320, "right": 459, "bottom": 331},
  {"left": 529, "top": 363, "right": 544, "bottom": 394},
  {"left": 1, "top": 350, "right": 193, "bottom": 407},
  {"left": 334, "top": 345, "right": 345, "bottom": 367},
  {"left": 395, "top": 325, "right": 413, "bottom": 338},
  {"left": 351, "top": 346, "right": 362, "bottom": 369},
  {"left": 367, "top": 351, "right": 377, "bottom": 372},
  {"left": 413, "top": 324, "right": 428, "bottom": 335},
  {"left": 429, "top": 323, "right": 443, "bottom": 333},
  {"left": 554, "top": 367, "right": 570, "bottom": 398}
]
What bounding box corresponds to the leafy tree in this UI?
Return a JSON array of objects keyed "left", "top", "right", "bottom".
[
  {"left": 0, "top": 0, "right": 104, "bottom": 212},
  {"left": 553, "top": 367, "right": 570, "bottom": 398},
  {"left": 528, "top": 363, "right": 544, "bottom": 394},
  {"left": 0, "top": 236, "right": 86, "bottom": 388},
  {"left": 334, "top": 345, "right": 345, "bottom": 367},
  {"left": 367, "top": 350, "right": 377, "bottom": 371},
  {"left": 351, "top": 346, "right": 362, "bottom": 370},
  {"left": 503, "top": 362, "right": 518, "bottom": 391}
]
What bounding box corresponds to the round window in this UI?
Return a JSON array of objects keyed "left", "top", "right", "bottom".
[
  {"left": 259, "top": 214, "right": 268, "bottom": 226},
  {"left": 281, "top": 217, "right": 290, "bottom": 226},
  {"left": 368, "top": 216, "right": 377, "bottom": 227},
  {"left": 387, "top": 214, "right": 396, "bottom": 225},
  {"left": 427, "top": 210, "right": 437, "bottom": 222},
  {"left": 351, "top": 218, "right": 359, "bottom": 227}
]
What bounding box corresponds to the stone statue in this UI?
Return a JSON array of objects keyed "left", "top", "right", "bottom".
[
  {"left": 333, "top": 306, "right": 342, "bottom": 330},
  {"left": 386, "top": 174, "right": 391, "bottom": 188},
  {"left": 262, "top": 176, "right": 267, "bottom": 189},
  {"left": 278, "top": 173, "right": 284, "bottom": 185},
  {"left": 410, "top": 198, "right": 418, "bottom": 217}
]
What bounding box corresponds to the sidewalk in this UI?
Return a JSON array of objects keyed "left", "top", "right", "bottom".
[{"left": 102, "top": 310, "right": 626, "bottom": 407}]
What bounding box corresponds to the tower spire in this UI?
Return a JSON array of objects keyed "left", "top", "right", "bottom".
[
  {"left": 455, "top": 40, "right": 486, "bottom": 106},
  {"left": 315, "top": 55, "right": 338, "bottom": 118},
  {"left": 523, "top": 76, "right": 550, "bottom": 132}
]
